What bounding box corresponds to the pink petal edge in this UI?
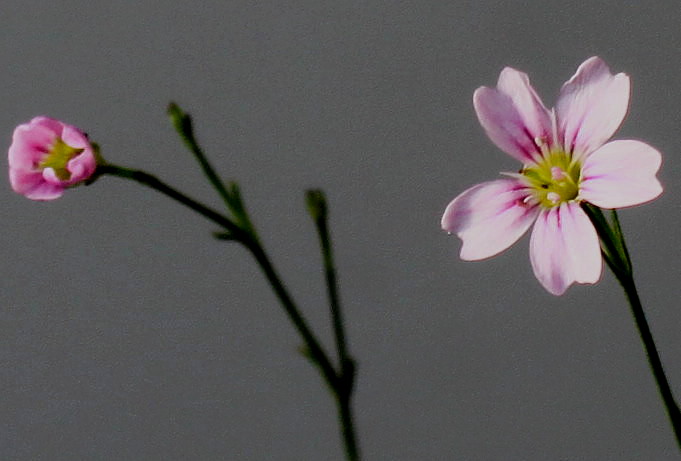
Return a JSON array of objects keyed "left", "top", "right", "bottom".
[
  {"left": 529, "top": 203, "right": 601, "bottom": 295},
  {"left": 442, "top": 179, "right": 539, "bottom": 261},
  {"left": 474, "top": 66, "right": 553, "bottom": 165},
  {"left": 556, "top": 56, "right": 630, "bottom": 159},
  {"left": 580, "top": 139, "right": 663, "bottom": 209},
  {"left": 8, "top": 116, "right": 98, "bottom": 200}
]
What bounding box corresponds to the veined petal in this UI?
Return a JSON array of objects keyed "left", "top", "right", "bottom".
[
  {"left": 9, "top": 168, "right": 43, "bottom": 195},
  {"left": 442, "top": 179, "right": 539, "bottom": 260},
  {"left": 8, "top": 124, "right": 56, "bottom": 169},
  {"left": 474, "top": 67, "right": 552, "bottom": 164},
  {"left": 9, "top": 168, "right": 63, "bottom": 200},
  {"left": 61, "top": 124, "right": 90, "bottom": 149},
  {"left": 29, "top": 116, "right": 64, "bottom": 135},
  {"left": 7, "top": 116, "right": 98, "bottom": 200},
  {"left": 556, "top": 57, "right": 630, "bottom": 159},
  {"left": 65, "top": 149, "right": 97, "bottom": 185},
  {"left": 580, "top": 140, "right": 662, "bottom": 209},
  {"left": 24, "top": 182, "right": 64, "bottom": 200},
  {"left": 530, "top": 203, "right": 601, "bottom": 295},
  {"left": 497, "top": 68, "right": 554, "bottom": 149}
]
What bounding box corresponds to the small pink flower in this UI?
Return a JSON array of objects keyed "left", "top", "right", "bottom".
[
  {"left": 442, "top": 57, "right": 662, "bottom": 295},
  {"left": 8, "top": 116, "right": 97, "bottom": 201}
]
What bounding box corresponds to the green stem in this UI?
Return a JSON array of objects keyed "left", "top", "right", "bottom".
[
  {"left": 99, "top": 164, "right": 336, "bottom": 382},
  {"left": 242, "top": 239, "right": 339, "bottom": 387},
  {"left": 306, "top": 192, "right": 351, "bottom": 370},
  {"left": 306, "top": 190, "right": 359, "bottom": 460},
  {"left": 336, "top": 389, "right": 360, "bottom": 461},
  {"left": 583, "top": 204, "right": 681, "bottom": 450},
  {"left": 97, "top": 163, "right": 359, "bottom": 459},
  {"left": 249, "top": 237, "right": 359, "bottom": 460},
  {"left": 167, "top": 104, "right": 233, "bottom": 209},
  {"left": 96, "top": 164, "right": 243, "bottom": 237},
  {"left": 618, "top": 271, "right": 681, "bottom": 449},
  {"left": 166, "top": 103, "right": 255, "bottom": 233}
]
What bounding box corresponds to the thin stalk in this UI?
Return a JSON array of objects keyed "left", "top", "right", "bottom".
[
  {"left": 618, "top": 271, "right": 681, "bottom": 449},
  {"left": 167, "top": 103, "right": 255, "bottom": 232},
  {"left": 336, "top": 389, "right": 360, "bottom": 461},
  {"left": 158, "top": 102, "right": 360, "bottom": 458},
  {"left": 306, "top": 190, "right": 359, "bottom": 460},
  {"left": 97, "top": 164, "right": 359, "bottom": 459},
  {"left": 98, "top": 164, "right": 337, "bottom": 386},
  {"left": 167, "top": 104, "right": 233, "bottom": 209},
  {"left": 96, "top": 165, "right": 243, "bottom": 237},
  {"left": 242, "top": 240, "right": 339, "bottom": 387},
  {"left": 583, "top": 204, "right": 681, "bottom": 450},
  {"left": 306, "top": 191, "right": 351, "bottom": 370}
]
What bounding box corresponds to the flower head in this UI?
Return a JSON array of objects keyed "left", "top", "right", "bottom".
[
  {"left": 8, "top": 116, "right": 97, "bottom": 200},
  {"left": 441, "top": 57, "right": 662, "bottom": 295}
]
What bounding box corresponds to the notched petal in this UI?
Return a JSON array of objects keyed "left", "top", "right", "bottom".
[
  {"left": 580, "top": 140, "right": 663, "bottom": 209},
  {"left": 556, "top": 56, "right": 630, "bottom": 158},
  {"left": 474, "top": 66, "right": 553, "bottom": 165},
  {"left": 442, "top": 179, "right": 539, "bottom": 261},
  {"left": 529, "top": 204, "right": 601, "bottom": 295}
]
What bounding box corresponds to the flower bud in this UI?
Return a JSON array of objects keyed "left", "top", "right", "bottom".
[{"left": 8, "top": 117, "right": 97, "bottom": 200}]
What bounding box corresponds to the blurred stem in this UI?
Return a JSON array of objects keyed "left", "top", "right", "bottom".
[
  {"left": 167, "top": 103, "right": 255, "bottom": 233},
  {"left": 583, "top": 204, "right": 681, "bottom": 451},
  {"left": 95, "top": 165, "right": 244, "bottom": 237},
  {"left": 97, "top": 163, "right": 359, "bottom": 460},
  {"left": 166, "top": 104, "right": 232, "bottom": 208},
  {"left": 306, "top": 190, "right": 359, "bottom": 460},
  {"left": 306, "top": 191, "right": 351, "bottom": 369}
]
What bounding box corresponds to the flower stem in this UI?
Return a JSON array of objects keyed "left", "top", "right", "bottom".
[
  {"left": 166, "top": 103, "right": 255, "bottom": 233},
  {"left": 167, "top": 104, "right": 232, "bottom": 210},
  {"left": 583, "top": 204, "right": 681, "bottom": 450},
  {"left": 96, "top": 163, "right": 360, "bottom": 460},
  {"left": 306, "top": 190, "right": 359, "bottom": 460},
  {"left": 94, "top": 165, "right": 244, "bottom": 236},
  {"left": 618, "top": 271, "right": 681, "bottom": 449}
]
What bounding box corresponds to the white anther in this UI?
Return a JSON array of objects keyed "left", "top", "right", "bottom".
[
  {"left": 547, "top": 192, "right": 560, "bottom": 204},
  {"left": 534, "top": 136, "right": 546, "bottom": 147},
  {"left": 551, "top": 167, "right": 564, "bottom": 180}
]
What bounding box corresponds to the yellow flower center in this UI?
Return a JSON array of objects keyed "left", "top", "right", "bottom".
[
  {"left": 39, "top": 138, "right": 84, "bottom": 181},
  {"left": 522, "top": 151, "right": 581, "bottom": 208}
]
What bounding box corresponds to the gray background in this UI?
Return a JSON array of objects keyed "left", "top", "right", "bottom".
[{"left": 0, "top": 0, "right": 679, "bottom": 459}]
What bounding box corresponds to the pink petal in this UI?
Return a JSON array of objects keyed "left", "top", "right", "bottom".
[
  {"left": 580, "top": 140, "right": 663, "bottom": 209},
  {"left": 556, "top": 57, "right": 630, "bottom": 159},
  {"left": 29, "top": 116, "right": 64, "bottom": 135},
  {"left": 42, "top": 167, "right": 64, "bottom": 184},
  {"left": 442, "top": 179, "right": 539, "bottom": 260},
  {"left": 496, "top": 68, "right": 555, "bottom": 148},
  {"left": 8, "top": 123, "right": 56, "bottom": 169},
  {"left": 61, "top": 124, "right": 90, "bottom": 149},
  {"left": 474, "top": 67, "right": 552, "bottom": 164},
  {"left": 529, "top": 203, "right": 601, "bottom": 295},
  {"left": 24, "top": 182, "right": 65, "bottom": 200},
  {"left": 7, "top": 116, "right": 98, "bottom": 200},
  {"left": 9, "top": 168, "right": 64, "bottom": 200},
  {"left": 66, "top": 150, "right": 97, "bottom": 185},
  {"left": 9, "top": 168, "right": 42, "bottom": 194}
]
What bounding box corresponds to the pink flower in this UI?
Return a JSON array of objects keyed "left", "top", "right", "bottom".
[
  {"left": 8, "top": 116, "right": 97, "bottom": 201},
  {"left": 441, "top": 57, "right": 662, "bottom": 295}
]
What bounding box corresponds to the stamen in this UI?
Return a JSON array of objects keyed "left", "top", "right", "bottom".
[
  {"left": 534, "top": 135, "right": 551, "bottom": 159},
  {"left": 39, "top": 138, "right": 84, "bottom": 181},
  {"left": 550, "top": 167, "right": 564, "bottom": 180}
]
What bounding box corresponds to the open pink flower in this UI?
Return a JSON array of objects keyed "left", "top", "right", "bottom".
[
  {"left": 8, "top": 116, "right": 97, "bottom": 200},
  {"left": 441, "top": 57, "right": 662, "bottom": 295}
]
